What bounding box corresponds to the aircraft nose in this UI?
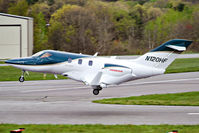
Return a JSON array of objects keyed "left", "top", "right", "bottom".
[
  {"left": 5, "top": 59, "right": 25, "bottom": 65},
  {"left": 5, "top": 57, "right": 37, "bottom": 65}
]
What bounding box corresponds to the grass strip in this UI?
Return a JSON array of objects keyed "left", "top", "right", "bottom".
[
  {"left": 93, "top": 91, "right": 199, "bottom": 106},
  {"left": 165, "top": 58, "right": 199, "bottom": 73},
  {"left": 0, "top": 66, "right": 66, "bottom": 81},
  {"left": 0, "top": 124, "right": 199, "bottom": 133}
]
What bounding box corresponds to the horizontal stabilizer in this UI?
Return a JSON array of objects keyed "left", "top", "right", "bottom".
[
  {"left": 166, "top": 45, "right": 186, "bottom": 51},
  {"left": 151, "top": 39, "right": 192, "bottom": 52}
]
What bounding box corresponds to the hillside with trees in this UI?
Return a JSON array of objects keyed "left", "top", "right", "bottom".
[{"left": 0, "top": 0, "right": 199, "bottom": 55}]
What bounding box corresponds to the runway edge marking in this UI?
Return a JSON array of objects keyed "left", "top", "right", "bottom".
[
  {"left": 187, "top": 113, "right": 199, "bottom": 115},
  {"left": 122, "top": 77, "right": 199, "bottom": 86}
]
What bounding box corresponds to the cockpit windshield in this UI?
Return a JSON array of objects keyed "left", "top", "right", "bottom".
[
  {"left": 32, "top": 51, "right": 45, "bottom": 57},
  {"left": 32, "top": 51, "right": 52, "bottom": 59},
  {"left": 40, "top": 52, "right": 52, "bottom": 58}
]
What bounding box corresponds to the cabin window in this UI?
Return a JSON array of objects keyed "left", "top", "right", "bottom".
[
  {"left": 68, "top": 58, "right": 72, "bottom": 63},
  {"left": 78, "top": 59, "right": 82, "bottom": 64},
  {"left": 88, "top": 60, "right": 93, "bottom": 66}
]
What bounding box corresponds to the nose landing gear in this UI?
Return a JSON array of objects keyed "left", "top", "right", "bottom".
[
  {"left": 93, "top": 86, "right": 103, "bottom": 95},
  {"left": 19, "top": 76, "right": 25, "bottom": 82},
  {"left": 19, "top": 70, "right": 25, "bottom": 82}
]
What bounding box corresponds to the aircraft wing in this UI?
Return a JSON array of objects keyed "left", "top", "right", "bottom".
[
  {"left": 90, "top": 71, "right": 103, "bottom": 85},
  {"left": 62, "top": 70, "right": 103, "bottom": 86}
]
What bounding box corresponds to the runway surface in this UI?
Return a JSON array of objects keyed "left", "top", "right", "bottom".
[{"left": 0, "top": 72, "right": 199, "bottom": 125}]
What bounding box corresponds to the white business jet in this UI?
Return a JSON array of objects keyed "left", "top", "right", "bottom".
[{"left": 5, "top": 39, "right": 192, "bottom": 95}]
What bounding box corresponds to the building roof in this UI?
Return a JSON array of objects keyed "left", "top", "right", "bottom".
[{"left": 0, "top": 13, "right": 33, "bottom": 20}]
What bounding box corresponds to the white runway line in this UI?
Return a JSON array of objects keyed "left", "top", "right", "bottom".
[
  {"left": 21, "top": 86, "right": 89, "bottom": 93},
  {"left": 122, "top": 77, "right": 199, "bottom": 86},
  {"left": 187, "top": 113, "right": 199, "bottom": 115}
]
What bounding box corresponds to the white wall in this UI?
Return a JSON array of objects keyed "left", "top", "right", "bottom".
[
  {"left": 0, "top": 26, "right": 21, "bottom": 58},
  {"left": 0, "top": 13, "right": 33, "bottom": 59}
]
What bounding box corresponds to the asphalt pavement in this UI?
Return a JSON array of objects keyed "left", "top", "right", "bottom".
[{"left": 0, "top": 72, "right": 199, "bottom": 125}]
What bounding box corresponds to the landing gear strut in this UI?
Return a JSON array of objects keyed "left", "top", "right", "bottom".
[
  {"left": 93, "top": 86, "right": 102, "bottom": 95},
  {"left": 19, "top": 70, "right": 25, "bottom": 82}
]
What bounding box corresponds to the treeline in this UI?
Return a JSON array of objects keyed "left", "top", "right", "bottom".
[{"left": 0, "top": 0, "right": 199, "bottom": 55}]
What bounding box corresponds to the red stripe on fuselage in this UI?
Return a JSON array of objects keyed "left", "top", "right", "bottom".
[{"left": 109, "top": 69, "right": 123, "bottom": 72}]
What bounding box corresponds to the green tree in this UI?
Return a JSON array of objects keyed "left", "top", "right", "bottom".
[
  {"left": 111, "top": 2, "right": 136, "bottom": 41},
  {"left": 28, "top": 2, "right": 50, "bottom": 21},
  {"left": 8, "top": 0, "right": 28, "bottom": 16},
  {"left": 49, "top": 5, "right": 96, "bottom": 53},
  {"left": 26, "top": 0, "right": 39, "bottom": 5},
  {"left": 48, "top": 3, "right": 116, "bottom": 54},
  {"left": 33, "top": 12, "right": 48, "bottom": 53},
  {"left": 145, "top": 8, "right": 193, "bottom": 49},
  {"left": 129, "top": 4, "right": 147, "bottom": 39},
  {"left": 0, "top": 0, "right": 11, "bottom": 13}
]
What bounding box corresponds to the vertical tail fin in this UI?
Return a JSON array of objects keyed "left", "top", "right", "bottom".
[{"left": 135, "top": 39, "right": 193, "bottom": 69}]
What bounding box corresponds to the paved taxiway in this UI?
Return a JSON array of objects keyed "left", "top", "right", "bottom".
[{"left": 0, "top": 72, "right": 199, "bottom": 125}]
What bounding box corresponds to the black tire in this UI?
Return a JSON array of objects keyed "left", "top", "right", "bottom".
[
  {"left": 19, "top": 76, "right": 25, "bottom": 82},
  {"left": 93, "top": 89, "right": 99, "bottom": 95}
]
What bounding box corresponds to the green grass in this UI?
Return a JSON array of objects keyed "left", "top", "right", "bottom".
[
  {"left": 165, "top": 58, "right": 199, "bottom": 73},
  {"left": 0, "top": 66, "right": 66, "bottom": 81},
  {"left": 0, "top": 124, "right": 199, "bottom": 133},
  {"left": 93, "top": 91, "right": 199, "bottom": 106},
  {"left": 0, "top": 61, "right": 5, "bottom": 64}
]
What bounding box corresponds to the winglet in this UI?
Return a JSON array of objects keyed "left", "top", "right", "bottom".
[{"left": 93, "top": 52, "right": 98, "bottom": 57}]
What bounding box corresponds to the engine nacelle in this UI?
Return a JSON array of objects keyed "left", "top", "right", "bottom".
[{"left": 100, "top": 67, "right": 134, "bottom": 85}]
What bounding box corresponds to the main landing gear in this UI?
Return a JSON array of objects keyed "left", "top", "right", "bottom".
[
  {"left": 19, "top": 70, "right": 25, "bottom": 82},
  {"left": 93, "top": 86, "right": 102, "bottom": 95}
]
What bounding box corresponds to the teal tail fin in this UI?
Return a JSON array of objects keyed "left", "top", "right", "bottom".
[{"left": 135, "top": 39, "right": 193, "bottom": 70}]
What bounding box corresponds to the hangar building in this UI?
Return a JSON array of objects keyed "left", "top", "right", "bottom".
[{"left": 0, "top": 13, "right": 33, "bottom": 59}]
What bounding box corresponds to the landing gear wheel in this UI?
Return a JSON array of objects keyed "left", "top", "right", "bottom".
[
  {"left": 19, "top": 76, "right": 25, "bottom": 82},
  {"left": 19, "top": 70, "right": 25, "bottom": 82},
  {"left": 93, "top": 89, "right": 99, "bottom": 95}
]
